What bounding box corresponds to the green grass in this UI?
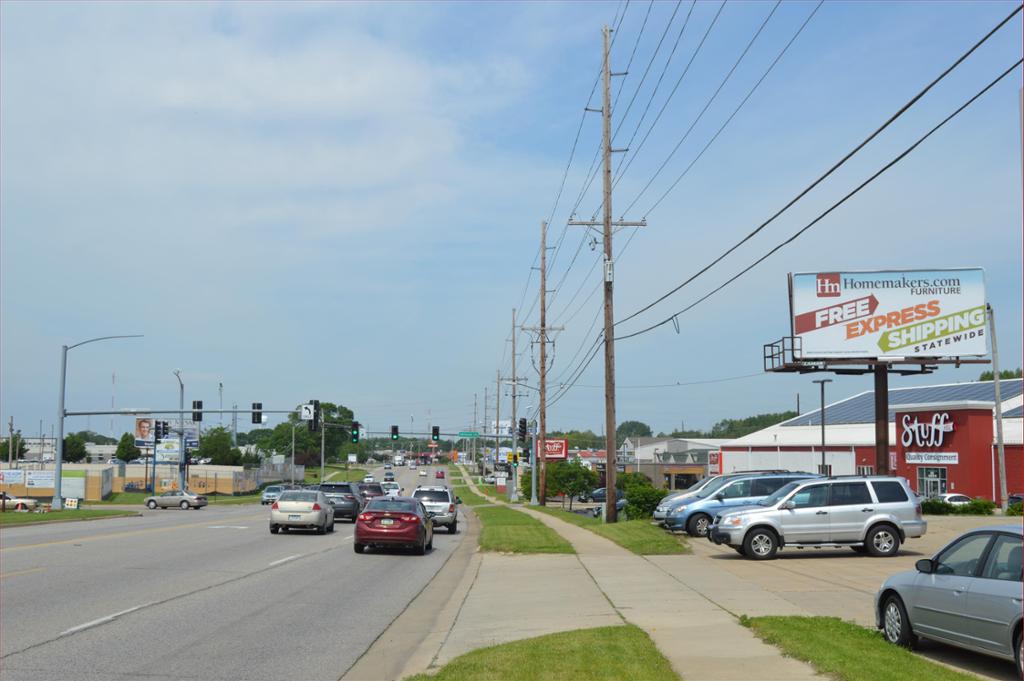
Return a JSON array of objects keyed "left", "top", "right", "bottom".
[
  {"left": 475, "top": 506, "right": 573, "bottom": 554},
  {"left": 89, "top": 492, "right": 149, "bottom": 505},
  {"left": 744, "top": 616, "right": 979, "bottom": 681},
  {"left": 323, "top": 466, "right": 367, "bottom": 482},
  {"left": 404, "top": 624, "right": 678, "bottom": 681},
  {"left": 450, "top": 485, "right": 489, "bottom": 507},
  {"left": 533, "top": 506, "right": 689, "bottom": 555},
  {"left": 0, "top": 509, "right": 138, "bottom": 525}
]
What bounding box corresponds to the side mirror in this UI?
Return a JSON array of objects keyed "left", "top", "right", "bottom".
[
  {"left": 782, "top": 500, "right": 796, "bottom": 510},
  {"left": 456, "top": 497, "right": 463, "bottom": 505},
  {"left": 714, "top": 492, "right": 725, "bottom": 501},
  {"left": 915, "top": 559, "right": 935, "bottom": 574}
]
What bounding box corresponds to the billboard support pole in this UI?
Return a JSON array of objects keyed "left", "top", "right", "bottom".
[
  {"left": 987, "top": 304, "right": 1008, "bottom": 510},
  {"left": 874, "top": 364, "right": 890, "bottom": 475}
]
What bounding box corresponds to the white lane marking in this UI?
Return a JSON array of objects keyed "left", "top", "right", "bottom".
[
  {"left": 60, "top": 602, "right": 154, "bottom": 637},
  {"left": 268, "top": 554, "right": 303, "bottom": 567},
  {"left": 207, "top": 525, "right": 249, "bottom": 529}
]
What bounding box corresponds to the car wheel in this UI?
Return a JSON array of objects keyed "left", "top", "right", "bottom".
[
  {"left": 415, "top": 540, "right": 426, "bottom": 556},
  {"left": 147, "top": 500, "right": 158, "bottom": 509},
  {"left": 449, "top": 521, "right": 458, "bottom": 534},
  {"left": 1014, "top": 628, "right": 1022, "bottom": 680},
  {"left": 866, "top": 525, "right": 901, "bottom": 557},
  {"left": 426, "top": 534, "right": 433, "bottom": 551},
  {"left": 882, "top": 594, "right": 916, "bottom": 647},
  {"left": 743, "top": 528, "right": 779, "bottom": 560},
  {"left": 686, "top": 513, "right": 712, "bottom": 538},
  {"left": 316, "top": 521, "right": 326, "bottom": 535},
  {"left": 179, "top": 501, "right": 190, "bottom": 510},
  {"left": 281, "top": 526, "right": 289, "bottom": 533},
  {"left": 354, "top": 542, "right": 364, "bottom": 554},
  {"left": 328, "top": 520, "right": 335, "bottom": 533},
  {"left": 270, "top": 525, "right": 279, "bottom": 534}
]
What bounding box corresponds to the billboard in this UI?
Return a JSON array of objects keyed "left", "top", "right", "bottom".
[
  {"left": 541, "top": 439, "right": 568, "bottom": 461},
  {"left": 789, "top": 268, "right": 987, "bottom": 359},
  {"left": 135, "top": 417, "right": 155, "bottom": 447}
]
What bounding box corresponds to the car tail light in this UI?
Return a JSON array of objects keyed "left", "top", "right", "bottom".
[
  {"left": 312, "top": 503, "right": 322, "bottom": 511},
  {"left": 271, "top": 502, "right": 279, "bottom": 510},
  {"left": 448, "top": 503, "right": 455, "bottom": 513},
  {"left": 358, "top": 513, "right": 373, "bottom": 522},
  {"left": 915, "top": 504, "right": 922, "bottom": 519},
  {"left": 345, "top": 494, "right": 357, "bottom": 500},
  {"left": 401, "top": 514, "right": 419, "bottom": 523}
]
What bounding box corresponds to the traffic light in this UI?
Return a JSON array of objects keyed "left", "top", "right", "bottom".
[
  {"left": 251, "top": 403, "right": 262, "bottom": 424},
  {"left": 512, "top": 453, "right": 519, "bottom": 466},
  {"left": 350, "top": 422, "right": 360, "bottom": 444},
  {"left": 431, "top": 426, "right": 439, "bottom": 442},
  {"left": 517, "top": 418, "right": 527, "bottom": 441},
  {"left": 309, "top": 400, "right": 320, "bottom": 432},
  {"left": 154, "top": 420, "right": 165, "bottom": 439},
  {"left": 192, "top": 400, "right": 203, "bottom": 422},
  {"left": 390, "top": 425, "right": 399, "bottom": 441}
]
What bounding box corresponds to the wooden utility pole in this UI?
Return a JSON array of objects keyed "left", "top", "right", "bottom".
[
  {"left": 510, "top": 307, "right": 518, "bottom": 499},
  {"left": 538, "top": 219, "right": 549, "bottom": 504},
  {"left": 569, "top": 26, "right": 645, "bottom": 521},
  {"left": 494, "top": 370, "right": 502, "bottom": 469}
]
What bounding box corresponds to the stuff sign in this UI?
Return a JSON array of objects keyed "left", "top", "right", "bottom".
[
  {"left": 541, "top": 439, "right": 568, "bottom": 460},
  {"left": 789, "top": 268, "right": 987, "bottom": 359}
]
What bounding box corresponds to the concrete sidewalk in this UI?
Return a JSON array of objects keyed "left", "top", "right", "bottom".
[{"left": 457, "top": 467, "right": 821, "bottom": 681}]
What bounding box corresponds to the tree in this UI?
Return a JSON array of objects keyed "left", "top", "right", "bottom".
[
  {"left": 115, "top": 432, "right": 140, "bottom": 462},
  {"left": 616, "top": 420, "right": 652, "bottom": 447},
  {"left": 62, "top": 433, "right": 88, "bottom": 463},
  {"left": 547, "top": 460, "right": 599, "bottom": 510},
  {"left": 0, "top": 431, "right": 28, "bottom": 459},
  {"left": 70, "top": 430, "right": 117, "bottom": 445},
  {"left": 194, "top": 427, "right": 244, "bottom": 466},
  {"left": 979, "top": 368, "right": 1022, "bottom": 381}
]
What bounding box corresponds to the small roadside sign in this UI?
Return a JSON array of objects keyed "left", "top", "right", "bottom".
[
  {"left": 300, "top": 404, "right": 315, "bottom": 421},
  {"left": 458, "top": 431, "right": 479, "bottom": 438}
]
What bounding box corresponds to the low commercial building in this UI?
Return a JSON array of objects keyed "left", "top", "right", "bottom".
[{"left": 719, "top": 379, "right": 1022, "bottom": 501}]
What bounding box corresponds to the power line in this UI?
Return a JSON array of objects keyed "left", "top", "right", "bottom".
[
  {"left": 616, "top": 1, "right": 1020, "bottom": 328},
  {"left": 568, "top": 371, "right": 764, "bottom": 390},
  {"left": 614, "top": 56, "right": 1024, "bottom": 342},
  {"left": 622, "top": 0, "right": 784, "bottom": 215}
]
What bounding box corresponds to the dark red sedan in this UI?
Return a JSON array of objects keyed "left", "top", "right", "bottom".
[{"left": 354, "top": 497, "right": 434, "bottom": 555}]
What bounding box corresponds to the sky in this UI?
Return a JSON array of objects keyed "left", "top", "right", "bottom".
[{"left": 1, "top": 0, "right": 1021, "bottom": 442}]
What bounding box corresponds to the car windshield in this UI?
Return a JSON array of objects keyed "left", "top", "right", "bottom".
[
  {"left": 759, "top": 481, "right": 802, "bottom": 506},
  {"left": 367, "top": 499, "right": 417, "bottom": 513},
  {"left": 381, "top": 482, "right": 400, "bottom": 490},
  {"left": 279, "top": 492, "right": 318, "bottom": 503},
  {"left": 414, "top": 490, "right": 451, "bottom": 502},
  {"left": 265, "top": 486, "right": 282, "bottom": 493},
  {"left": 686, "top": 476, "right": 716, "bottom": 492},
  {"left": 694, "top": 476, "right": 733, "bottom": 498}
]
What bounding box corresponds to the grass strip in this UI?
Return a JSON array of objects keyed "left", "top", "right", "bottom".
[
  {"left": 450, "top": 485, "right": 488, "bottom": 507},
  {"left": 404, "top": 624, "right": 678, "bottom": 681},
  {"left": 532, "top": 506, "right": 689, "bottom": 555},
  {"left": 0, "top": 509, "right": 138, "bottom": 525},
  {"left": 743, "top": 616, "right": 979, "bottom": 681},
  {"left": 475, "top": 506, "right": 573, "bottom": 554}
]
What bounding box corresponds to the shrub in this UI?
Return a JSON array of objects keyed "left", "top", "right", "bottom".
[
  {"left": 921, "top": 498, "right": 953, "bottom": 515},
  {"left": 617, "top": 471, "right": 654, "bottom": 492},
  {"left": 625, "top": 485, "right": 664, "bottom": 519},
  {"left": 922, "top": 497, "right": 996, "bottom": 516},
  {"left": 1006, "top": 503, "right": 1023, "bottom": 516}
]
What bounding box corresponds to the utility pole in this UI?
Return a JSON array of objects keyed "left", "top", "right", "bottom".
[
  {"left": 539, "top": 219, "right": 549, "bottom": 504},
  {"left": 219, "top": 382, "right": 224, "bottom": 425},
  {"left": 495, "top": 370, "right": 501, "bottom": 478},
  {"left": 483, "top": 386, "right": 488, "bottom": 470},
  {"left": 320, "top": 419, "right": 326, "bottom": 483},
  {"left": 8, "top": 417, "right": 15, "bottom": 467},
  {"left": 473, "top": 393, "right": 478, "bottom": 466},
  {"left": 988, "top": 304, "right": 1008, "bottom": 510},
  {"left": 510, "top": 308, "right": 518, "bottom": 502},
  {"left": 231, "top": 402, "right": 237, "bottom": 447},
  {"left": 568, "top": 25, "right": 646, "bottom": 522},
  {"left": 812, "top": 379, "right": 832, "bottom": 475}
]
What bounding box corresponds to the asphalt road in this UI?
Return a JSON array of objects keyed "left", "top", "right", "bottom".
[{"left": 0, "top": 464, "right": 461, "bottom": 681}]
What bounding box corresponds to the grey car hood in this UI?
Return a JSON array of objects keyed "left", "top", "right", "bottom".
[{"left": 716, "top": 504, "right": 772, "bottom": 518}]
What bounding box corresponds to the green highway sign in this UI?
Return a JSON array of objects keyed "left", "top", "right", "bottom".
[{"left": 458, "top": 431, "right": 480, "bottom": 438}]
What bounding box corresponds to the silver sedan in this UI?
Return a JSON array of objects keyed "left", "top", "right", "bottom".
[
  {"left": 875, "top": 524, "right": 1022, "bottom": 676},
  {"left": 144, "top": 490, "right": 207, "bottom": 510},
  {"left": 269, "top": 490, "right": 334, "bottom": 535}
]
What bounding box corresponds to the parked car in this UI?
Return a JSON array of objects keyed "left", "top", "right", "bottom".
[
  {"left": 269, "top": 490, "right": 334, "bottom": 534},
  {"left": 709, "top": 476, "right": 926, "bottom": 559},
  {"left": 580, "top": 487, "right": 624, "bottom": 504},
  {"left": 664, "top": 473, "right": 819, "bottom": 537},
  {"left": 592, "top": 497, "right": 627, "bottom": 518},
  {"left": 653, "top": 471, "right": 802, "bottom": 523},
  {"left": 362, "top": 475, "right": 375, "bottom": 483},
  {"left": 483, "top": 474, "right": 496, "bottom": 484},
  {"left": 261, "top": 485, "right": 285, "bottom": 505},
  {"left": 144, "top": 489, "right": 207, "bottom": 510},
  {"left": 875, "top": 524, "right": 1022, "bottom": 676},
  {"left": 1008, "top": 492, "right": 1024, "bottom": 507},
  {"left": 354, "top": 496, "right": 434, "bottom": 555},
  {"left": 930, "top": 493, "right": 972, "bottom": 506},
  {"left": 0, "top": 492, "right": 38, "bottom": 511},
  {"left": 412, "top": 486, "right": 461, "bottom": 533},
  {"left": 435, "top": 470, "right": 446, "bottom": 480},
  {"left": 317, "top": 482, "right": 363, "bottom": 521}
]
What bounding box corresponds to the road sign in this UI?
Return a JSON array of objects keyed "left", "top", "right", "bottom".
[
  {"left": 458, "top": 431, "right": 480, "bottom": 438},
  {"left": 300, "top": 404, "right": 315, "bottom": 421}
]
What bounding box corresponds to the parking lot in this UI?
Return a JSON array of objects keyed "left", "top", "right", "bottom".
[{"left": 677, "top": 514, "right": 1018, "bottom": 681}]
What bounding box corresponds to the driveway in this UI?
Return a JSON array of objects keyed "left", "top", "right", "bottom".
[{"left": 675, "top": 515, "right": 1018, "bottom": 681}]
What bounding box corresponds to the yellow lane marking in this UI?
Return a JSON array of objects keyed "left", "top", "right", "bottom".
[
  {"left": 0, "top": 567, "right": 46, "bottom": 579},
  {"left": 1, "top": 513, "right": 266, "bottom": 552}
]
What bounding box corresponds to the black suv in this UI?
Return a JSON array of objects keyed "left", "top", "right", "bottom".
[{"left": 317, "top": 482, "right": 363, "bottom": 521}]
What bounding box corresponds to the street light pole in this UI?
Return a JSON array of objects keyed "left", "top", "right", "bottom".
[
  {"left": 53, "top": 334, "right": 143, "bottom": 509},
  {"left": 812, "top": 379, "right": 832, "bottom": 475},
  {"left": 173, "top": 370, "right": 185, "bottom": 491}
]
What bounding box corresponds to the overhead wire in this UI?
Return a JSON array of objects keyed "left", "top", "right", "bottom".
[
  {"left": 614, "top": 56, "right": 1024, "bottom": 343},
  {"left": 615, "top": 1, "right": 1021, "bottom": 328}
]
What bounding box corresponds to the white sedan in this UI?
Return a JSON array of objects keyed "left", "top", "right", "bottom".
[
  {"left": 0, "top": 492, "right": 38, "bottom": 511},
  {"left": 932, "top": 493, "right": 972, "bottom": 506},
  {"left": 362, "top": 475, "right": 375, "bottom": 483},
  {"left": 418, "top": 470, "right": 427, "bottom": 477}
]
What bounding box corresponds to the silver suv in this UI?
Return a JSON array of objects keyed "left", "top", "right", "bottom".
[
  {"left": 412, "top": 486, "right": 460, "bottom": 534},
  {"left": 708, "top": 476, "right": 926, "bottom": 560}
]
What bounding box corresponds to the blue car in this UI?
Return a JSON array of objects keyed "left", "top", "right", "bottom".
[{"left": 663, "top": 473, "right": 819, "bottom": 537}]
